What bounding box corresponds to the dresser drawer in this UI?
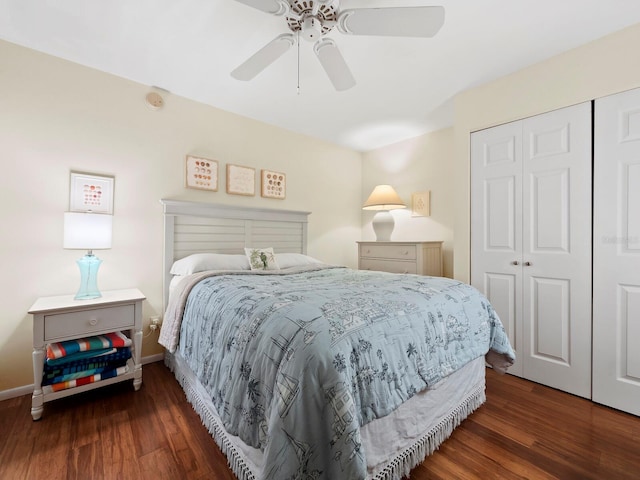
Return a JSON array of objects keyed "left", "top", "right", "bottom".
[
  {"left": 360, "top": 258, "right": 417, "bottom": 274},
  {"left": 360, "top": 244, "right": 417, "bottom": 260},
  {"left": 44, "top": 304, "right": 135, "bottom": 341}
]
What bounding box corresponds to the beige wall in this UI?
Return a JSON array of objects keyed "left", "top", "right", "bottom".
[
  {"left": 361, "top": 128, "right": 455, "bottom": 278},
  {"left": 0, "top": 40, "right": 362, "bottom": 392},
  {"left": 453, "top": 22, "right": 640, "bottom": 282}
]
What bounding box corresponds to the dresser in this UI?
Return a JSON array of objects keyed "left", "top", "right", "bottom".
[
  {"left": 28, "top": 288, "right": 145, "bottom": 420},
  {"left": 357, "top": 241, "right": 443, "bottom": 276}
]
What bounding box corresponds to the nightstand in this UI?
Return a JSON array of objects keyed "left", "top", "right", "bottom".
[
  {"left": 358, "top": 241, "right": 443, "bottom": 276},
  {"left": 28, "top": 288, "right": 146, "bottom": 420}
]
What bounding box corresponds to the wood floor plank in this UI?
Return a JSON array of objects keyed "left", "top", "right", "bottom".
[{"left": 1, "top": 362, "right": 639, "bottom": 479}]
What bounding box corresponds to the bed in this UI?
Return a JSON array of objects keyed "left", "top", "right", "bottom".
[{"left": 159, "top": 199, "right": 515, "bottom": 480}]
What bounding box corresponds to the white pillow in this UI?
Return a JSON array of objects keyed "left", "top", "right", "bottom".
[
  {"left": 275, "top": 253, "right": 323, "bottom": 269},
  {"left": 245, "top": 247, "right": 279, "bottom": 271},
  {"left": 170, "top": 253, "right": 250, "bottom": 275}
]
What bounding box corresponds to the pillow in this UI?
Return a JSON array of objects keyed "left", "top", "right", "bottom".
[
  {"left": 170, "top": 253, "right": 250, "bottom": 275},
  {"left": 275, "top": 253, "right": 323, "bottom": 269},
  {"left": 245, "top": 247, "right": 279, "bottom": 271}
]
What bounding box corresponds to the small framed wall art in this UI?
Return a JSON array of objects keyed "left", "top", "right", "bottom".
[
  {"left": 69, "top": 171, "right": 115, "bottom": 214},
  {"left": 411, "top": 191, "right": 431, "bottom": 217},
  {"left": 186, "top": 155, "right": 218, "bottom": 191},
  {"left": 226, "top": 164, "right": 255, "bottom": 196},
  {"left": 261, "top": 169, "right": 286, "bottom": 199}
]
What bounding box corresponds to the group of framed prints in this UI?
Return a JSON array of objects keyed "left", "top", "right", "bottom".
[{"left": 185, "top": 155, "right": 286, "bottom": 200}]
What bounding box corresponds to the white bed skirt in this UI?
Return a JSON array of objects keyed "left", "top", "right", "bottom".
[{"left": 165, "top": 352, "right": 486, "bottom": 480}]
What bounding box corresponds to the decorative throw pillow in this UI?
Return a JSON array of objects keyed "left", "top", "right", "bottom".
[{"left": 245, "top": 247, "right": 279, "bottom": 271}]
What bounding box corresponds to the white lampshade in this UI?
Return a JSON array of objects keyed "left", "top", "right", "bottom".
[
  {"left": 64, "top": 212, "right": 113, "bottom": 250},
  {"left": 362, "top": 185, "right": 407, "bottom": 211}
]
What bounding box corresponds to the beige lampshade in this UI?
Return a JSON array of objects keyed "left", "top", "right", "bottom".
[{"left": 362, "top": 185, "right": 406, "bottom": 211}]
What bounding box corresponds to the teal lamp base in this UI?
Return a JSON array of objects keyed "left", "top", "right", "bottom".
[{"left": 75, "top": 253, "right": 103, "bottom": 300}]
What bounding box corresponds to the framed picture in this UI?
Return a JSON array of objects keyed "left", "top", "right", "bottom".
[
  {"left": 186, "top": 155, "right": 218, "bottom": 191},
  {"left": 411, "top": 191, "right": 431, "bottom": 217},
  {"left": 69, "top": 172, "right": 115, "bottom": 214},
  {"left": 226, "top": 164, "right": 255, "bottom": 196},
  {"left": 261, "top": 169, "right": 286, "bottom": 199}
]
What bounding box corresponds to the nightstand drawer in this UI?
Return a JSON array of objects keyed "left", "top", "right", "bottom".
[
  {"left": 44, "top": 304, "right": 135, "bottom": 341},
  {"left": 360, "top": 244, "right": 417, "bottom": 260},
  {"left": 360, "top": 258, "right": 417, "bottom": 274}
]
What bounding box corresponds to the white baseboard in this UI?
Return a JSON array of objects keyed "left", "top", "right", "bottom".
[
  {"left": 0, "top": 384, "right": 34, "bottom": 402},
  {"left": 0, "top": 353, "right": 166, "bottom": 402},
  {"left": 142, "top": 353, "right": 165, "bottom": 365}
]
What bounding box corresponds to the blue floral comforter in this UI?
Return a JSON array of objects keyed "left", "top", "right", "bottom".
[{"left": 168, "top": 266, "right": 515, "bottom": 479}]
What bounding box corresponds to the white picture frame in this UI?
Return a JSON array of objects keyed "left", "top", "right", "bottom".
[{"left": 69, "top": 172, "right": 115, "bottom": 214}]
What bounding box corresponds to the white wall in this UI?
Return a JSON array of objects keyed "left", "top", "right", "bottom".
[
  {"left": 361, "top": 128, "right": 455, "bottom": 278},
  {"left": 0, "top": 40, "right": 362, "bottom": 391},
  {"left": 453, "top": 22, "right": 640, "bottom": 282}
]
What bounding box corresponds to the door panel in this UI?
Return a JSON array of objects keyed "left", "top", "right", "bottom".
[
  {"left": 471, "top": 122, "right": 523, "bottom": 377},
  {"left": 531, "top": 169, "right": 569, "bottom": 252},
  {"left": 485, "top": 273, "right": 517, "bottom": 351},
  {"left": 522, "top": 103, "right": 592, "bottom": 398},
  {"left": 594, "top": 88, "right": 640, "bottom": 415},
  {"left": 486, "top": 177, "right": 516, "bottom": 250},
  {"left": 531, "top": 277, "right": 570, "bottom": 364}
]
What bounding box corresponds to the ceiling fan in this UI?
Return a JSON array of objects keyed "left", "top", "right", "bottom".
[{"left": 231, "top": 0, "right": 445, "bottom": 91}]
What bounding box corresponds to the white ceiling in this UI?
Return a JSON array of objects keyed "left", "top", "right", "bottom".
[{"left": 2, "top": 0, "right": 640, "bottom": 151}]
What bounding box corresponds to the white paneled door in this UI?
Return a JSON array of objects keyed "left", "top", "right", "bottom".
[
  {"left": 472, "top": 103, "right": 592, "bottom": 398},
  {"left": 593, "top": 88, "right": 640, "bottom": 416}
]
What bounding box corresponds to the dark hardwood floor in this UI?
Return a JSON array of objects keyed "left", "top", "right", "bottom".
[{"left": 1, "top": 362, "right": 639, "bottom": 479}]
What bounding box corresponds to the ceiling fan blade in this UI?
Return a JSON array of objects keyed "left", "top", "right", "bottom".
[
  {"left": 313, "top": 38, "right": 356, "bottom": 91},
  {"left": 231, "top": 34, "right": 296, "bottom": 81},
  {"left": 233, "top": 0, "right": 289, "bottom": 16},
  {"left": 337, "top": 6, "right": 445, "bottom": 38}
]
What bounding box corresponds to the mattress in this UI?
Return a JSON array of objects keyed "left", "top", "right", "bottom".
[{"left": 166, "top": 352, "right": 486, "bottom": 480}]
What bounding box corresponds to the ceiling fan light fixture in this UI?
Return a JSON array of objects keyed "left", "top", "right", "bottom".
[{"left": 301, "top": 16, "right": 323, "bottom": 41}]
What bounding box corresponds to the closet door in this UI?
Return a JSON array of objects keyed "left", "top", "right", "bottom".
[
  {"left": 593, "top": 88, "right": 640, "bottom": 415},
  {"left": 521, "top": 103, "right": 592, "bottom": 398},
  {"left": 471, "top": 103, "right": 592, "bottom": 398},
  {"left": 471, "top": 122, "right": 524, "bottom": 377}
]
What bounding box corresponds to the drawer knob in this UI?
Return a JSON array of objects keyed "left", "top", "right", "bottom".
[
  {"left": 89, "top": 318, "right": 99, "bottom": 326},
  {"left": 402, "top": 250, "right": 409, "bottom": 255}
]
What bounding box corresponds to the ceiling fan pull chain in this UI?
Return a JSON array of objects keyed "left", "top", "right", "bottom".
[{"left": 297, "top": 30, "right": 301, "bottom": 95}]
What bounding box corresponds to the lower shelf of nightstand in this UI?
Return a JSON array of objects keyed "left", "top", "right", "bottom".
[{"left": 32, "top": 359, "right": 142, "bottom": 419}]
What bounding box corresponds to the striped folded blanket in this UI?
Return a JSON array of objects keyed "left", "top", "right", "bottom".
[
  {"left": 43, "top": 347, "right": 131, "bottom": 377},
  {"left": 42, "top": 358, "right": 130, "bottom": 386},
  {"left": 42, "top": 365, "right": 129, "bottom": 394},
  {"left": 46, "top": 332, "right": 131, "bottom": 361}
]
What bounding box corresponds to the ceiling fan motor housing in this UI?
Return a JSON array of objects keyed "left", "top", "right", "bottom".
[{"left": 286, "top": 0, "right": 338, "bottom": 38}]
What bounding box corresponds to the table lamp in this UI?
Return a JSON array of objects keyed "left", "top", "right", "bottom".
[
  {"left": 362, "top": 185, "right": 406, "bottom": 241},
  {"left": 63, "top": 212, "right": 113, "bottom": 300}
]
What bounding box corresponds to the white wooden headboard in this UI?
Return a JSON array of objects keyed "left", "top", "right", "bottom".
[{"left": 160, "top": 199, "right": 311, "bottom": 307}]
